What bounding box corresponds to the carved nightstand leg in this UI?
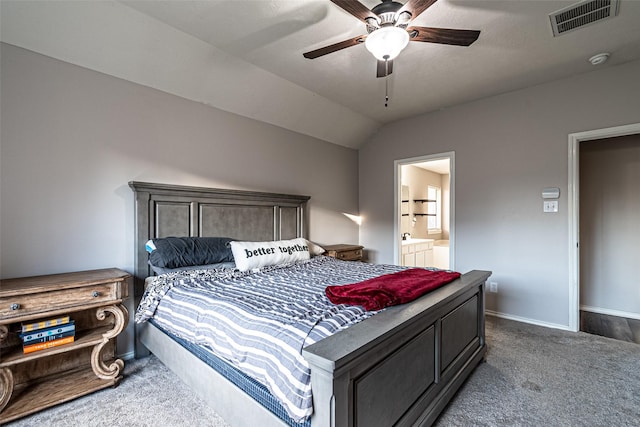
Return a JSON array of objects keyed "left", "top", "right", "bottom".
[
  {"left": 90, "top": 304, "right": 129, "bottom": 380},
  {"left": 0, "top": 325, "right": 14, "bottom": 412},
  {"left": 0, "top": 367, "right": 14, "bottom": 412}
]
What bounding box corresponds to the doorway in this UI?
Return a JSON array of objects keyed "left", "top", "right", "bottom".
[
  {"left": 394, "top": 152, "right": 454, "bottom": 269},
  {"left": 568, "top": 123, "right": 640, "bottom": 333}
]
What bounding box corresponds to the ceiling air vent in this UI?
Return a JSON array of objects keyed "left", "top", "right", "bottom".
[{"left": 549, "top": 0, "right": 620, "bottom": 36}]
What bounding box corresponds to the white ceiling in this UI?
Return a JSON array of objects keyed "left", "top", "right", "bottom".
[
  {"left": 414, "top": 158, "right": 450, "bottom": 174},
  {"left": 2, "top": 0, "right": 640, "bottom": 149}
]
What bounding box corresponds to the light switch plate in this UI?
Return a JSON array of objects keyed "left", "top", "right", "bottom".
[{"left": 543, "top": 200, "right": 558, "bottom": 213}]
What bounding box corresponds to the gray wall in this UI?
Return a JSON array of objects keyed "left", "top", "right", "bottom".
[
  {"left": 3, "top": 40, "right": 639, "bottom": 339},
  {"left": 1, "top": 42, "right": 361, "bottom": 279},
  {"left": 1, "top": 43, "right": 361, "bottom": 355},
  {"left": 580, "top": 134, "right": 640, "bottom": 315},
  {"left": 359, "top": 59, "right": 640, "bottom": 329}
]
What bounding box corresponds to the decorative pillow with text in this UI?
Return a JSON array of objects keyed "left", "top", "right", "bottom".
[
  {"left": 230, "top": 238, "right": 311, "bottom": 271},
  {"left": 306, "top": 239, "right": 325, "bottom": 256}
]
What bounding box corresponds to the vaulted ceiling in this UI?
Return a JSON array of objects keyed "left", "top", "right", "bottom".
[{"left": 2, "top": 0, "right": 640, "bottom": 148}]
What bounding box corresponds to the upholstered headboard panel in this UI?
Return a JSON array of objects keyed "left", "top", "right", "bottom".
[{"left": 129, "top": 181, "right": 310, "bottom": 298}]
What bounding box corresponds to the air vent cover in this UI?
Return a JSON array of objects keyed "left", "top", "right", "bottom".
[{"left": 550, "top": 0, "right": 620, "bottom": 36}]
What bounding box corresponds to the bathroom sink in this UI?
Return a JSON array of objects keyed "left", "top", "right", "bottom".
[{"left": 401, "top": 238, "right": 434, "bottom": 245}]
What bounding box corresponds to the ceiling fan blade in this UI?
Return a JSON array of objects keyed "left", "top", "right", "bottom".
[
  {"left": 303, "top": 35, "right": 366, "bottom": 59},
  {"left": 376, "top": 59, "right": 393, "bottom": 78},
  {"left": 330, "top": 0, "right": 378, "bottom": 24},
  {"left": 407, "top": 26, "right": 480, "bottom": 46},
  {"left": 398, "top": 0, "right": 439, "bottom": 21}
]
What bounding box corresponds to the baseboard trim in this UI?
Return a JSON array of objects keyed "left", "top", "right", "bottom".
[
  {"left": 580, "top": 305, "right": 640, "bottom": 321},
  {"left": 118, "top": 350, "right": 136, "bottom": 361},
  {"left": 486, "top": 310, "right": 572, "bottom": 332}
]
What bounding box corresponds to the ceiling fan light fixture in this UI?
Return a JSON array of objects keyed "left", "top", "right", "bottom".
[{"left": 365, "top": 26, "right": 410, "bottom": 60}]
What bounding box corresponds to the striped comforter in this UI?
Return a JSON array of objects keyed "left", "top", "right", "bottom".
[{"left": 135, "top": 256, "right": 408, "bottom": 422}]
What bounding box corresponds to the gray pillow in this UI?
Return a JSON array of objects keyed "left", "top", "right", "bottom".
[{"left": 148, "top": 237, "right": 235, "bottom": 269}]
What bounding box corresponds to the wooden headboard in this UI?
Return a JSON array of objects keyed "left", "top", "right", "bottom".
[{"left": 129, "top": 181, "right": 310, "bottom": 299}]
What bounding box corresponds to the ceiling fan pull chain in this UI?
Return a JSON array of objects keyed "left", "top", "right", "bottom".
[
  {"left": 385, "top": 59, "right": 390, "bottom": 107},
  {"left": 385, "top": 76, "right": 389, "bottom": 107}
]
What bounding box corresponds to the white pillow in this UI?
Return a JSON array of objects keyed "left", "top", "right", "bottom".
[
  {"left": 230, "top": 238, "right": 311, "bottom": 272},
  {"left": 306, "top": 239, "right": 325, "bottom": 256}
]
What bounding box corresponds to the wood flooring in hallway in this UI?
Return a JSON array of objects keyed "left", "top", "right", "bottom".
[{"left": 580, "top": 310, "right": 640, "bottom": 345}]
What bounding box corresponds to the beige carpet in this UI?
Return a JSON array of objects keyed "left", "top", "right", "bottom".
[{"left": 7, "top": 316, "right": 640, "bottom": 426}]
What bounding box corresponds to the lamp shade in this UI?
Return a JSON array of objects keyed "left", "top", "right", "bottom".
[{"left": 365, "top": 26, "right": 410, "bottom": 60}]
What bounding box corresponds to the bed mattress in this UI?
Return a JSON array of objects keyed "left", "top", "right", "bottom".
[
  {"left": 136, "top": 256, "right": 409, "bottom": 421},
  {"left": 151, "top": 319, "right": 309, "bottom": 427}
]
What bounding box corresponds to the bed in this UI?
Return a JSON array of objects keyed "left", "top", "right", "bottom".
[{"left": 129, "top": 181, "right": 491, "bottom": 427}]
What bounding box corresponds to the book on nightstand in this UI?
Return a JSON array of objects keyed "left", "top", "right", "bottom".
[
  {"left": 21, "top": 318, "right": 76, "bottom": 354},
  {"left": 23, "top": 335, "right": 75, "bottom": 354},
  {"left": 21, "top": 322, "right": 76, "bottom": 344},
  {"left": 21, "top": 315, "right": 71, "bottom": 333}
]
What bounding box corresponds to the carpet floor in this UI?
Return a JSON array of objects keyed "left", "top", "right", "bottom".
[{"left": 7, "top": 316, "right": 640, "bottom": 427}]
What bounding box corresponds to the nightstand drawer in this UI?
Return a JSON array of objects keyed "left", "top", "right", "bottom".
[
  {"left": 323, "top": 244, "right": 364, "bottom": 261},
  {"left": 336, "top": 249, "right": 363, "bottom": 261},
  {"left": 0, "top": 283, "right": 118, "bottom": 319}
]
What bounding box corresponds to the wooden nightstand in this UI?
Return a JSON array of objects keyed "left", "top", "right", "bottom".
[
  {"left": 0, "top": 268, "right": 130, "bottom": 423},
  {"left": 323, "top": 244, "right": 364, "bottom": 261}
]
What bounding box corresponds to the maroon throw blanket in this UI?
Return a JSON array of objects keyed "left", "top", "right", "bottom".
[{"left": 325, "top": 269, "right": 461, "bottom": 311}]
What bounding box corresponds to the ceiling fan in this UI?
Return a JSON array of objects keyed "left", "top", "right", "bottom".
[{"left": 303, "top": 0, "right": 480, "bottom": 78}]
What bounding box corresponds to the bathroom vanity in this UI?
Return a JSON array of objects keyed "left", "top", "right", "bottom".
[{"left": 401, "top": 238, "right": 434, "bottom": 268}]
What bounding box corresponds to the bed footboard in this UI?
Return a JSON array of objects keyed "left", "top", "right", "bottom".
[{"left": 303, "top": 270, "right": 490, "bottom": 427}]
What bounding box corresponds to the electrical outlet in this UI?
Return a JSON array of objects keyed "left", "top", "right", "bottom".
[{"left": 489, "top": 281, "right": 498, "bottom": 293}]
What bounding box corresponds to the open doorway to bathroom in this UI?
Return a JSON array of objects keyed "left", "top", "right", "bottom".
[{"left": 395, "top": 152, "right": 454, "bottom": 270}]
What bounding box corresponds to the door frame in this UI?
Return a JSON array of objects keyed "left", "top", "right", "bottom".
[
  {"left": 567, "top": 123, "right": 640, "bottom": 331},
  {"left": 394, "top": 151, "right": 455, "bottom": 267}
]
